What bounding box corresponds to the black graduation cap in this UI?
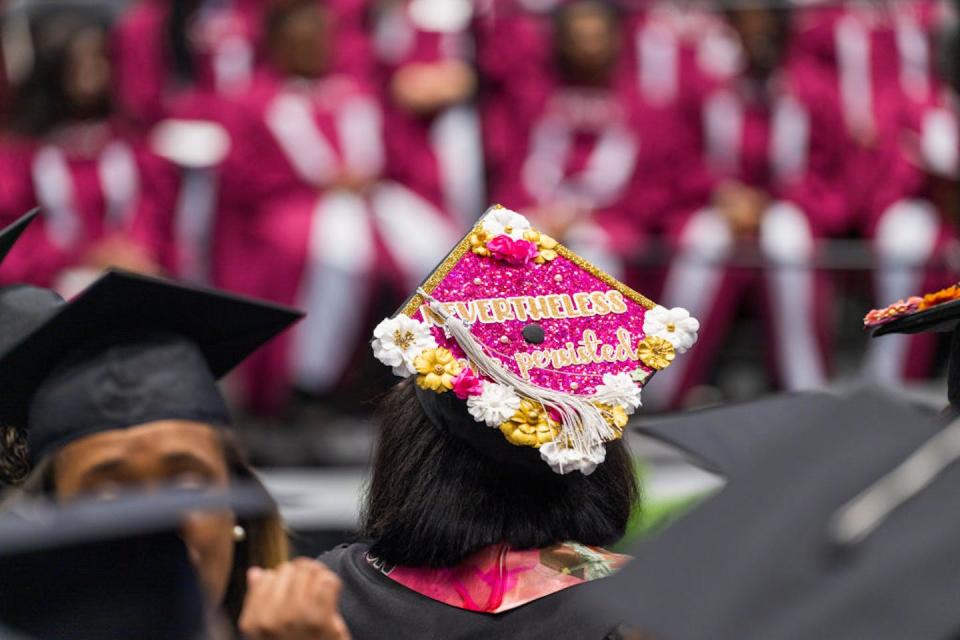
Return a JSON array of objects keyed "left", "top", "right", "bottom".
[
  {"left": 0, "top": 210, "right": 38, "bottom": 268},
  {"left": 0, "top": 487, "right": 274, "bottom": 640},
  {"left": 0, "top": 210, "right": 66, "bottom": 354},
  {"left": 634, "top": 391, "right": 844, "bottom": 477},
  {"left": 0, "top": 269, "right": 303, "bottom": 463},
  {"left": 872, "top": 299, "right": 960, "bottom": 408},
  {"left": 0, "top": 286, "right": 64, "bottom": 355},
  {"left": 583, "top": 388, "right": 960, "bottom": 640}
]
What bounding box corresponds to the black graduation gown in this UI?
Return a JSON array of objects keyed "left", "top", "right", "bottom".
[{"left": 319, "top": 543, "right": 623, "bottom": 640}]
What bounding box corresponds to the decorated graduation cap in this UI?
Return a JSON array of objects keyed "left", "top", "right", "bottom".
[
  {"left": 371, "top": 206, "right": 699, "bottom": 475},
  {"left": 585, "top": 388, "right": 960, "bottom": 639},
  {"left": 865, "top": 283, "right": 960, "bottom": 408},
  {"left": 0, "top": 269, "right": 302, "bottom": 464}
]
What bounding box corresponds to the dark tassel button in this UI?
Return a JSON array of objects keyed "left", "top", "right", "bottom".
[{"left": 522, "top": 324, "right": 545, "bottom": 344}]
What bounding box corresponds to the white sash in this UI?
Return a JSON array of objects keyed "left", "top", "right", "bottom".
[
  {"left": 636, "top": 20, "right": 678, "bottom": 106},
  {"left": 264, "top": 88, "right": 386, "bottom": 186},
  {"left": 703, "top": 89, "right": 743, "bottom": 175},
  {"left": 836, "top": 14, "right": 874, "bottom": 132},
  {"left": 704, "top": 88, "right": 810, "bottom": 184},
  {"left": 894, "top": 11, "right": 930, "bottom": 102},
  {"left": 430, "top": 104, "right": 486, "bottom": 224},
  {"left": 173, "top": 168, "right": 219, "bottom": 284},
  {"left": 770, "top": 94, "right": 810, "bottom": 183},
  {"left": 264, "top": 92, "right": 339, "bottom": 187},
  {"left": 32, "top": 140, "right": 139, "bottom": 250},
  {"left": 290, "top": 191, "right": 376, "bottom": 391},
  {"left": 521, "top": 104, "right": 639, "bottom": 208}
]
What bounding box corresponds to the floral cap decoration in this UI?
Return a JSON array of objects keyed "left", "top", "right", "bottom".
[
  {"left": 371, "top": 206, "right": 699, "bottom": 475},
  {"left": 864, "top": 284, "right": 960, "bottom": 328}
]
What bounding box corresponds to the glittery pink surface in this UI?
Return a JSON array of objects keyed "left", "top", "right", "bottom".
[{"left": 410, "top": 252, "right": 653, "bottom": 395}]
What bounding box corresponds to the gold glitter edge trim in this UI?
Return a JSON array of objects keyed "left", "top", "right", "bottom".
[
  {"left": 555, "top": 245, "right": 656, "bottom": 310},
  {"left": 401, "top": 218, "right": 657, "bottom": 316},
  {"left": 400, "top": 225, "right": 478, "bottom": 317}
]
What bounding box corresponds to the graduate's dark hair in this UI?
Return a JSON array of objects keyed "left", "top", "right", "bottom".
[
  {"left": 168, "top": 0, "right": 201, "bottom": 86},
  {"left": 361, "top": 379, "right": 640, "bottom": 568},
  {"left": 0, "top": 426, "right": 29, "bottom": 488}
]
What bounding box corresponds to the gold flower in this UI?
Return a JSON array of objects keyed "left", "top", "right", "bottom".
[
  {"left": 469, "top": 229, "right": 491, "bottom": 257},
  {"left": 393, "top": 329, "right": 415, "bottom": 351},
  {"left": 637, "top": 336, "right": 676, "bottom": 370},
  {"left": 414, "top": 347, "right": 461, "bottom": 393},
  {"left": 524, "top": 229, "right": 559, "bottom": 264},
  {"left": 596, "top": 403, "right": 628, "bottom": 434},
  {"left": 500, "top": 399, "right": 560, "bottom": 448}
]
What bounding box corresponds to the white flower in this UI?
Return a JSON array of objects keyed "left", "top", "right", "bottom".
[
  {"left": 539, "top": 442, "right": 606, "bottom": 476},
  {"left": 466, "top": 382, "right": 522, "bottom": 427},
  {"left": 594, "top": 372, "right": 642, "bottom": 414},
  {"left": 480, "top": 208, "right": 531, "bottom": 240},
  {"left": 642, "top": 306, "right": 700, "bottom": 354},
  {"left": 371, "top": 315, "right": 437, "bottom": 377}
]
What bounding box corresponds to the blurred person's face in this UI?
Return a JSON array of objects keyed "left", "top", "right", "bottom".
[
  {"left": 51, "top": 420, "right": 237, "bottom": 609},
  {"left": 728, "top": 8, "right": 789, "bottom": 78},
  {"left": 271, "top": 4, "right": 331, "bottom": 79},
  {"left": 556, "top": 3, "right": 621, "bottom": 82},
  {"left": 62, "top": 27, "right": 112, "bottom": 114}
]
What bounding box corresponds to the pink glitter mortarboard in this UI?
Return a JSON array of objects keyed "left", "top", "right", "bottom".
[{"left": 371, "top": 206, "right": 699, "bottom": 475}]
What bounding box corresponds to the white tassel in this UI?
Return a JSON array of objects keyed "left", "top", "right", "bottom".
[{"left": 419, "top": 290, "right": 620, "bottom": 475}]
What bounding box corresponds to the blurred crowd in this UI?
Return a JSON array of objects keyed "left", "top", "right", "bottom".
[{"left": 0, "top": 0, "right": 957, "bottom": 417}]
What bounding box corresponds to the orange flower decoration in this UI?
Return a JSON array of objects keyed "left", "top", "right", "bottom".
[{"left": 919, "top": 285, "right": 960, "bottom": 311}]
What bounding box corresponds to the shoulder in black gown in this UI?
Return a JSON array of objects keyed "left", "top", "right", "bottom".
[{"left": 319, "top": 543, "right": 624, "bottom": 640}]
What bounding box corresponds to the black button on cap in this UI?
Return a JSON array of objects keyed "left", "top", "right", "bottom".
[{"left": 522, "top": 324, "right": 545, "bottom": 344}]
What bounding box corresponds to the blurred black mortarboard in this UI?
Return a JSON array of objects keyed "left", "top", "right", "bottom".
[
  {"left": 0, "top": 487, "right": 274, "bottom": 640},
  {"left": 0, "top": 210, "right": 38, "bottom": 268},
  {"left": 0, "top": 210, "right": 66, "bottom": 353},
  {"left": 0, "top": 269, "right": 302, "bottom": 463},
  {"left": 584, "top": 388, "right": 960, "bottom": 640},
  {"left": 872, "top": 298, "right": 960, "bottom": 408},
  {"left": 634, "top": 391, "right": 843, "bottom": 477}
]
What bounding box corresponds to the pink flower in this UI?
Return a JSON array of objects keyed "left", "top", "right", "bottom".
[
  {"left": 863, "top": 296, "right": 923, "bottom": 327},
  {"left": 452, "top": 367, "right": 484, "bottom": 400},
  {"left": 486, "top": 235, "right": 539, "bottom": 266}
]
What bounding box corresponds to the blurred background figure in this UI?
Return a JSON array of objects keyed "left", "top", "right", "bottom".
[
  {"left": 0, "top": 0, "right": 956, "bottom": 564},
  {"left": 645, "top": 0, "right": 845, "bottom": 408},
  {"left": 0, "top": 6, "right": 158, "bottom": 297},
  {"left": 112, "top": 0, "right": 262, "bottom": 127},
  {"left": 215, "top": 0, "right": 460, "bottom": 413},
  {"left": 800, "top": 0, "right": 957, "bottom": 387},
  {"left": 373, "top": 0, "right": 485, "bottom": 226}
]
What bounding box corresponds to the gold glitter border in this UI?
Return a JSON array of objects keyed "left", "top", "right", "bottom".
[
  {"left": 400, "top": 227, "right": 476, "bottom": 317},
  {"left": 554, "top": 245, "right": 655, "bottom": 310},
  {"left": 401, "top": 213, "right": 657, "bottom": 316}
]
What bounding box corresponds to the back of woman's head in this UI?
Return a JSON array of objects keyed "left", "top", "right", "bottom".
[{"left": 361, "top": 380, "right": 640, "bottom": 568}]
